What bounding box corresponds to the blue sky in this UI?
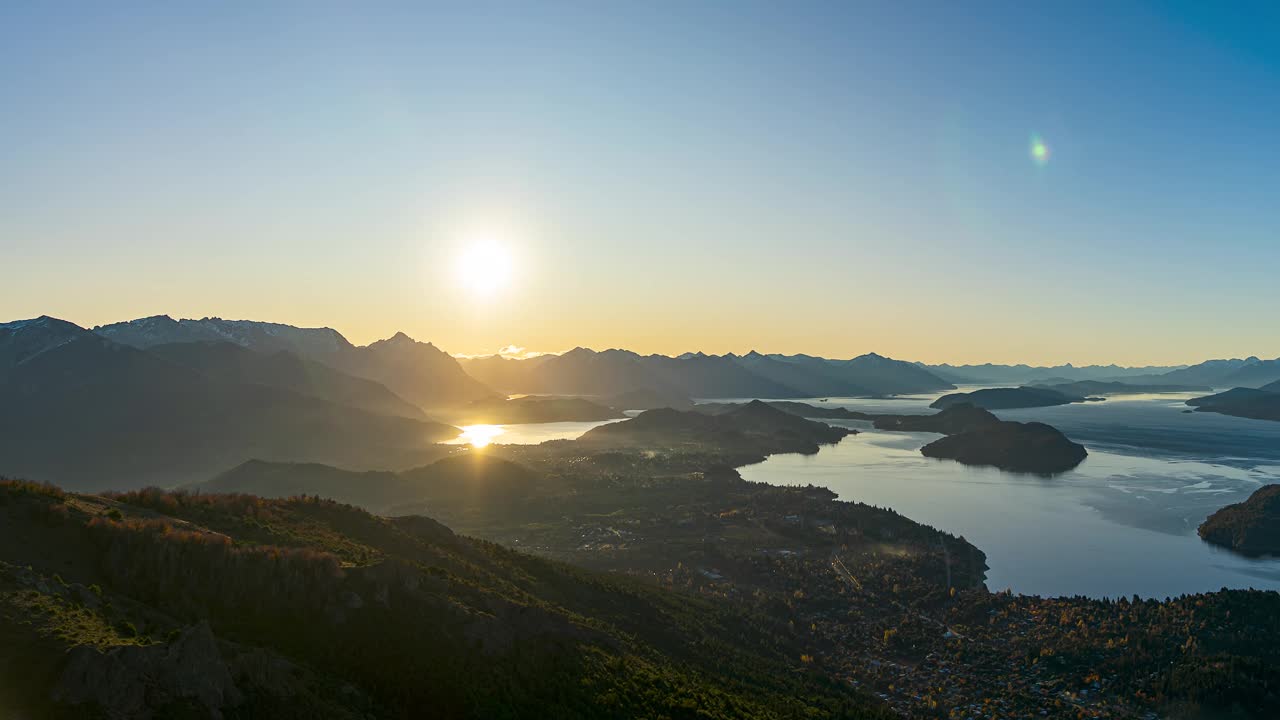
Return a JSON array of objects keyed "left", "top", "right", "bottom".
[{"left": 2, "top": 1, "right": 1277, "bottom": 363}]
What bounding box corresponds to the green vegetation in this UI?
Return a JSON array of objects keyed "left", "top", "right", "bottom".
[
  {"left": 1199, "top": 484, "right": 1280, "bottom": 555},
  {"left": 0, "top": 478, "right": 894, "bottom": 719}
]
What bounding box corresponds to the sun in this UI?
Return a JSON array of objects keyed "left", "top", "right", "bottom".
[{"left": 455, "top": 240, "right": 514, "bottom": 297}]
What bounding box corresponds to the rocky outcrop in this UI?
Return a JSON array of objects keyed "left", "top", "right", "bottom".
[{"left": 55, "top": 622, "right": 242, "bottom": 719}]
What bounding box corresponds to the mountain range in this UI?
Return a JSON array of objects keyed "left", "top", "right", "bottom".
[
  {"left": 8, "top": 312, "right": 1280, "bottom": 491},
  {"left": 96, "top": 316, "right": 495, "bottom": 409},
  {"left": 0, "top": 317, "right": 459, "bottom": 489},
  {"left": 928, "top": 357, "right": 1280, "bottom": 389},
  {"left": 459, "top": 347, "right": 954, "bottom": 399}
]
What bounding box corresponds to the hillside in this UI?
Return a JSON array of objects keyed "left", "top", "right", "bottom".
[
  {"left": 578, "top": 401, "right": 852, "bottom": 458},
  {"left": 148, "top": 341, "right": 426, "bottom": 419},
  {"left": 0, "top": 479, "right": 893, "bottom": 719},
  {"left": 0, "top": 318, "right": 459, "bottom": 490},
  {"left": 196, "top": 453, "right": 551, "bottom": 517}
]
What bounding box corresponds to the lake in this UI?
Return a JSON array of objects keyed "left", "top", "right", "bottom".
[
  {"left": 445, "top": 419, "right": 624, "bottom": 447},
  {"left": 454, "top": 390, "right": 1280, "bottom": 599},
  {"left": 735, "top": 389, "right": 1280, "bottom": 599}
]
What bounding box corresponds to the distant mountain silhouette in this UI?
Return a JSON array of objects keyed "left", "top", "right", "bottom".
[
  {"left": 462, "top": 347, "right": 669, "bottom": 396},
  {"left": 819, "top": 353, "right": 954, "bottom": 395},
  {"left": 95, "top": 315, "right": 349, "bottom": 357},
  {"left": 148, "top": 341, "right": 425, "bottom": 419},
  {"left": 1032, "top": 380, "right": 1211, "bottom": 396},
  {"left": 0, "top": 317, "right": 459, "bottom": 489},
  {"left": 641, "top": 353, "right": 804, "bottom": 397},
  {"left": 923, "top": 362, "right": 1185, "bottom": 385},
  {"left": 1122, "top": 357, "right": 1270, "bottom": 388},
  {"left": 329, "top": 332, "right": 496, "bottom": 409},
  {"left": 96, "top": 316, "right": 494, "bottom": 409},
  {"left": 1220, "top": 359, "right": 1280, "bottom": 389},
  {"left": 606, "top": 386, "right": 694, "bottom": 410},
  {"left": 459, "top": 347, "right": 952, "bottom": 399},
  {"left": 723, "top": 352, "right": 874, "bottom": 396},
  {"left": 0, "top": 316, "right": 90, "bottom": 371}
]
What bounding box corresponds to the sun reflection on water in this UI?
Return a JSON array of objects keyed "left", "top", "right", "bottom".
[{"left": 454, "top": 424, "right": 505, "bottom": 448}]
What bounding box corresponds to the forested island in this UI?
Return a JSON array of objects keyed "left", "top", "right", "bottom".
[
  {"left": 1199, "top": 484, "right": 1280, "bottom": 556},
  {"left": 1187, "top": 385, "right": 1280, "bottom": 422}
]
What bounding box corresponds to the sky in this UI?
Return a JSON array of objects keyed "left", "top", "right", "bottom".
[{"left": 2, "top": 1, "right": 1278, "bottom": 365}]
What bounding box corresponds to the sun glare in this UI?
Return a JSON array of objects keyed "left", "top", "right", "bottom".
[
  {"left": 455, "top": 241, "right": 514, "bottom": 297},
  {"left": 454, "top": 424, "right": 504, "bottom": 448}
]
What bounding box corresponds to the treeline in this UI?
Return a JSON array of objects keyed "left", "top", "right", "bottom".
[{"left": 87, "top": 515, "right": 344, "bottom": 613}]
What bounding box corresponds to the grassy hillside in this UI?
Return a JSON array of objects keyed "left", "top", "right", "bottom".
[{"left": 0, "top": 478, "right": 893, "bottom": 720}]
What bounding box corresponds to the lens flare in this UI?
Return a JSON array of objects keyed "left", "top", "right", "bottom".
[{"left": 1029, "top": 135, "right": 1051, "bottom": 167}]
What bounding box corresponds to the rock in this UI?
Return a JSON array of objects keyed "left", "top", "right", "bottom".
[
  {"left": 54, "top": 622, "right": 242, "bottom": 719},
  {"left": 67, "top": 583, "right": 101, "bottom": 609}
]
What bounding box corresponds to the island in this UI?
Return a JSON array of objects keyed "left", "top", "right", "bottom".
[
  {"left": 929, "top": 386, "right": 1085, "bottom": 410},
  {"left": 1199, "top": 484, "right": 1280, "bottom": 556},
  {"left": 690, "top": 401, "right": 1088, "bottom": 474},
  {"left": 871, "top": 404, "right": 1088, "bottom": 474},
  {"left": 578, "top": 399, "right": 852, "bottom": 459},
  {"left": 919, "top": 421, "right": 1088, "bottom": 474},
  {"left": 1186, "top": 386, "right": 1280, "bottom": 422}
]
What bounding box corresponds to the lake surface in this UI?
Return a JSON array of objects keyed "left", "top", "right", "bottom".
[
  {"left": 735, "top": 388, "right": 1280, "bottom": 599},
  {"left": 448, "top": 390, "right": 1280, "bottom": 599},
  {"left": 445, "top": 419, "right": 624, "bottom": 447}
]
